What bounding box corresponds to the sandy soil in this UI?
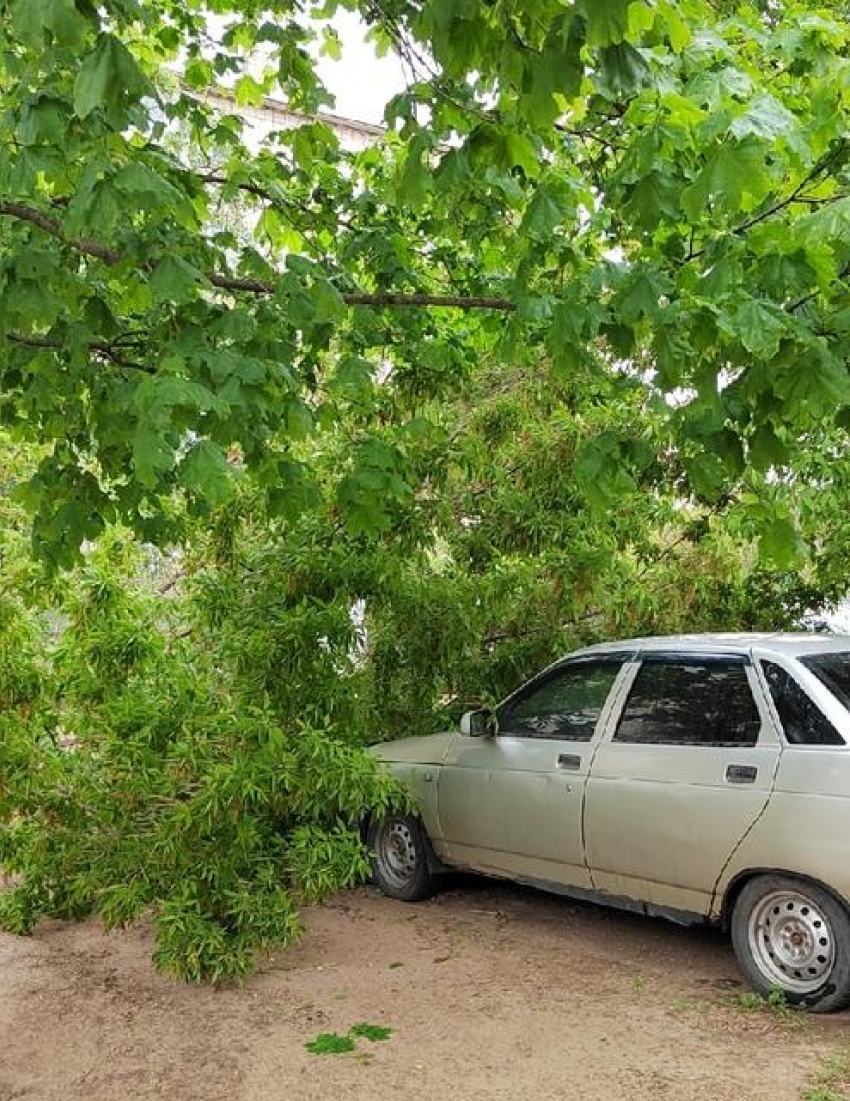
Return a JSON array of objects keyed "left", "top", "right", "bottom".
[{"left": 1, "top": 878, "right": 848, "bottom": 1101}]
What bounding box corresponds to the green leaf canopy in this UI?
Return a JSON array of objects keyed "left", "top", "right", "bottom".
[{"left": 1, "top": 0, "right": 850, "bottom": 559}]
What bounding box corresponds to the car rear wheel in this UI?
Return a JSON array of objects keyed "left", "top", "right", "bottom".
[
  {"left": 731, "top": 874, "right": 850, "bottom": 1012},
  {"left": 366, "top": 813, "right": 436, "bottom": 902}
]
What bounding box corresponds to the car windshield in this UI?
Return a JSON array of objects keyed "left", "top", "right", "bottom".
[{"left": 799, "top": 651, "right": 850, "bottom": 713}]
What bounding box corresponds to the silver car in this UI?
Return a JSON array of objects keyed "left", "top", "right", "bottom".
[{"left": 367, "top": 633, "right": 850, "bottom": 1011}]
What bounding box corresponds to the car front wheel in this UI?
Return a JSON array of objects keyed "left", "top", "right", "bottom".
[
  {"left": 731, "top": 874, "right": 850, "bottom": 1012},
  {"left": 366, "top": 813, "right": 436, "bottom": 902}
]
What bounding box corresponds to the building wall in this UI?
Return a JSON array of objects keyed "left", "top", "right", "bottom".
[{"left": 204, "top": 90, "right": 385, "bottom": 152}]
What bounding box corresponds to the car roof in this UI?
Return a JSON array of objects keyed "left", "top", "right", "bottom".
[{"left": 574, "top": 632, "right": 850, "bottom": 659}]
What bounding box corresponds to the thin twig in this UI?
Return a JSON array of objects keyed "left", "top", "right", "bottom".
[
  {"left": 198, "top": 172, "right": 356, "bottom": 230},
  {"left": 684, "top": 155, "right": 840, "bottom": 263},
  {"left": 6, "top": 332, "right": 152, "bottom": 372}
]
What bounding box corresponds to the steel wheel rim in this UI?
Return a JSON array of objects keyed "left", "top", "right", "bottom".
[
  {"left": 375, "top": 820, "right": 418, "bottom": 889},
  {"left": 748, "top": 889, "right": 835, "bottom": 994}
]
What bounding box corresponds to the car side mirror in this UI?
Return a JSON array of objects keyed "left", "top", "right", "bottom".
[{"left": 460, "top": 708, "right": 497, "bottom": 737}]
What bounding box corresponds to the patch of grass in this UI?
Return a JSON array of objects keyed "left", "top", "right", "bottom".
[
  {"left": 671, "top": 995, "right": 716, "bottom": 1016},
  {"left": 304, "top": 1032, "right": 356, "bottom": 1056},
  {"left": 673, "top": 989, "right": 804, "bottom": 1030},
  {"left": 305, "top": 1022, "right": 394, "bottom": 1056},
  {"left": 731, "top": 988, "right": 794, "bottom": 1022},
  {"left": 349, "top": 1022, "right": 393, "bottom": 1042},
  {"left": 801, "top": 1047, "right": 850, "bottom": 1101}
]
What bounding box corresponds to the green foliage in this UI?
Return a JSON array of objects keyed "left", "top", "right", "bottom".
[
  {"left": 4, "top": 0, "right": 850, "bottom": 986},
  {"left": 305, "top": 1022, "right": 392, "bottom": 1054},
  {"left": 733, "top": 988, "right": 793, "bottom": 1021},
  {"left": 349, "top": 1022, "right": 393, "bottom": 1042},
  {"left": 304, "top": 1032, "right": 356, "bottom": 1056},
  {"left": 2, "top": 0, "right": 850, "bottom": 562},
  {"left": 0, "top": 518, "right": 407, "bottom": 981}
]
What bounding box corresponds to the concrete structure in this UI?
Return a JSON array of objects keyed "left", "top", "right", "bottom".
[{"left": 204, "top": 89, "right": 386, "bottom": 151}]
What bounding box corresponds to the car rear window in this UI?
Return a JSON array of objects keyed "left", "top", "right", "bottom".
[
  {"left": 760, "top": 660, "right": 845, "bottom": 746},
  {"left": 614, "top": 657, "right": 761, "bottom": 747},
  {"left": 800, "top": 652, "right": 850, "bottom": 715}
]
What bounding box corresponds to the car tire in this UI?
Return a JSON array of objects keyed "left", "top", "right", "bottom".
[
  {"left": 731, "top": 873, "right": 850, "bottom": 1012},
  {"left": 366, "top": 813, "right": 436, "bottom": 902}
]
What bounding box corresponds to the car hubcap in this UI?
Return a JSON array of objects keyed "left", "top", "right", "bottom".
[
  {"left": 748, "top": 889, "right": 835, "bottom": 994},
  {"left": 376, "top": 821, "right": 418, "bottom": 888}
]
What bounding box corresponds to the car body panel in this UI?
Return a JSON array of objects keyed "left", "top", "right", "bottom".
[
  {"left": 575, "top": 633, "right": 850, "bottom": 659},
  {"left": 711, "top": 748, "right": 850, "bottom": 915},
  {"left": 371, "top": 731, "right": 455, "bottom": 767},
  {"left": 371, "top": 733, "right": 456, "bottom": 840},
  {"left": 436, "top": 734, "right": 594, "bottom": 887},
  {"left": 584, "top": 661, "right": 782, "bottom": 913},
  {"left": 584, "top": 752, "right": 780, "bottom": 913}
]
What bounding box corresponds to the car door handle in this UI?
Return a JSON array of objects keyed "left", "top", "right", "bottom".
[
  {"left": 556, "top": 753, "right": 581, "bottom": 771},
  {"left": 726, "top": 764, "right": 757, "bottom": 784}
]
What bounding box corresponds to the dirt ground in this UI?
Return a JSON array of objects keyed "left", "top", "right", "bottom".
[{"left": 2, "top": 878, "right": 849, "bottom": 1101}]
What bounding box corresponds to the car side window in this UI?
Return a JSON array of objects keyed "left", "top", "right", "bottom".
[
  {"left": 497, "top": 659, "right": 624, "bottom": 741},
  {"left": 614, "top": 657, "right": 760, "bottom": 747},
  {"left": 760, "top": 660, "right": 845, "bottom": 746}
]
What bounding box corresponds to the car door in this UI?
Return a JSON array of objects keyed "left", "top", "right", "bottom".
[
  {"left": 436, "top": 654, "right": 631, "bottom": 889},
  {"left": 583, "top": 652, "right": 782, "bottom": 916}
]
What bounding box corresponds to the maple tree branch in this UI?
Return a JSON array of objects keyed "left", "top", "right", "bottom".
[
  {"left": 0, "top": 202, "right": 121, "bottom": 264},
  {"left": 6, "top": 332, "right": 153, "bottom": 372},
  {"left": 0, "top": 200, "right": 515, "bottom": 311},
  {"left": 684, "top": 156, "right": 841, "bottom": 264},
  {"left": 197, "top": 172, "right": 357, "bottom": 230},
  {"left": 366, "top": 2, "right": 494, "bottom": 124},
  {"left": 345, "top": 291, "right": 514, "bottom": 309},
  {"left": 790, "top": 260, "right": 850, "bottom": 314}
]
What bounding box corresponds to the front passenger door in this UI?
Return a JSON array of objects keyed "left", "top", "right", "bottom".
[{"left": 436, "top": 655, "right": 630, "bottom": 888}]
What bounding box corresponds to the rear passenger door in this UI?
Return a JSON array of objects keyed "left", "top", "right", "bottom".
[{"left": 583, "top": 653, "right": 782, "bottom": 916}]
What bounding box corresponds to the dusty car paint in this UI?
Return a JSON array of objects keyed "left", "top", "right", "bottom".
[
  {"left": 583, "top": 661, "right": 783, "bottom": 914},
  {"left": 370, "top": 633, "right": 850, "bottom": 924}
]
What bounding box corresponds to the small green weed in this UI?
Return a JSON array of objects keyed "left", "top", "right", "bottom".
[
  {"left": 350, "top": 1022, "right": 392, "bottom": 1042},
  {"left": 305, "top": 1022, "right": 393, "bottom": 1056},
  {"left": 732, "top": 988, "right": 794, "bottom": 1022},
  {"left": 801, "top": 1047, "right": 850, "bottom": 1101},
  {"left": 671, "top": 995, "right": 715, "bottom": 1016},
  {"left": 304, "top": 1032, "right": 356, "bottom": 1055}
]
